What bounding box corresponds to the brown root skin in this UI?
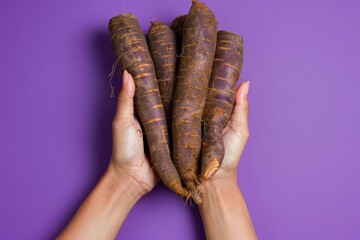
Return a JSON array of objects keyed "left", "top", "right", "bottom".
[
  {"left": 109, "top": 14, "right": 188, "bottom": 197},
  {"left": 170, "top": 14, "right": 187, "bottom": 39},
  {"left": 170, "top": 15, "right": 187, "bottom": 57},
  {"left": 200, "top": 31, "right": 244, "bottom": 180},
  {"left": 147, "top": 21, "right": 177, "bottom": 127},
  {"left": 172, "top": 1, "right": 218, "bottom": 194}
]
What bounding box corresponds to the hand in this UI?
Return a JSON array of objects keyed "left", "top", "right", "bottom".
[
  {"left": 210, "top": 81, "right": 250, "bottom": 181},
  {"left": 57, "top": 71, "right": 159, "bottom": 240},
  {"left": 109, "top": 70, "right": 158, "bottom": 195},
  {"left": 197, "top": 82, "right": 257, "bottom": 240}
]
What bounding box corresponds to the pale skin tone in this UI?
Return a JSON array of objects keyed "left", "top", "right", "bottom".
[{"left": 57, "top": 70, "right": 257, "bottom": 240}]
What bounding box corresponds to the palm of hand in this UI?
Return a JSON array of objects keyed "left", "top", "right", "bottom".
[
  {"left": 214, "top": 120, "right": 249, "bottom": 180},
  {"left": 210, "top": 83, "right": 250, "bottom": 181},
  {"left": 111, "top": 117, "right": 158, "bottom": 194}
]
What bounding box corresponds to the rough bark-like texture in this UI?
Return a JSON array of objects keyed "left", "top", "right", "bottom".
[
  {"left": 109, "top": 14, "right": 188, "bottom": 197},
  {"left": 171, "top": 15, "right": 187, "bottom": 40},
  {"left": 172, "top": 1, "right": 217, "bottom": 198},
  {"left": 147, "top": 21, "right": 177, "bottom": 126},
  {"left": 171, "top": 15, "right": 187, "bottom": 81},
  {"left": 201, "top": 31, "right": 244, "bottom": 180}
]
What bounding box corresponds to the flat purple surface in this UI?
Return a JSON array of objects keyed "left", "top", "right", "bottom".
[{"left": 1, "top": 0, "right": 359, "bottom": 239}]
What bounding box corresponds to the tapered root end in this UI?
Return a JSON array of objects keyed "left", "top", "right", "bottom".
[
  {"left": 171, "top": 181, "right": 190, "bottom": 197},
  {"left": 201, "top": 159, "right": 220, "bottom": 181},
  {"left": 182, "top": 174, "right": 202, "bottom": 204},
  {"left": 176, "top": 188, "right": 191, "bottom": 198},
  {"left": 171, "top": 186, "right": 191, "bottom": 198}
]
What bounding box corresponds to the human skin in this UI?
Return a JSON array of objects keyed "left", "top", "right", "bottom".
[
  {"left": 57, "top": 70, "right": 158, "bottom": 240},
  {"left": 57, "top": 71, "right": 256, "bottom": 239},
  {"left": 198, "top": 81, "right": 258, "bottom": 240}
]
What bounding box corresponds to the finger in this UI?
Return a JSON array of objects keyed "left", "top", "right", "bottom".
[
  {"left": 114, "top": 70, "right": 135, "bottom": 121},
  {"left": 229, "top": 81, "right": 250, "bottom": 130}
]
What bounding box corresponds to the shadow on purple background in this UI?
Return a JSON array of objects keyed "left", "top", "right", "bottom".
[{"left": 1, "top": 0, "right": 360, "bottom": 239}]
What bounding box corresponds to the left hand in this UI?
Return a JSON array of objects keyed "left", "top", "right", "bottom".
[
  {"left": 212, "top": 81, "right": 250, "bottom": 181},
  {"left": 109, "top": 70, "right": 158, "bottom": 195}
]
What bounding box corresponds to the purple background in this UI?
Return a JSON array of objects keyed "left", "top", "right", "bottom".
[{"left": 1, "top": 0, "right": 359, "bottom": 239}]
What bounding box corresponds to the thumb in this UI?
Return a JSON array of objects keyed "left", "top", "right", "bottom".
[
  {"left": 114, "top": 70, "right": 135, "bottom": 121},
  {"left": 228, "top": 81, "right": 250, "bottom": 134}
]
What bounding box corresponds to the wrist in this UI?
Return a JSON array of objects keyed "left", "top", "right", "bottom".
[
  {"left": 197, "top": 174, "right": 257, "bottom": 240},
  {"left": 105, "top": 164, "right": 146, "bottom": 201},
  {"left": 198, "top": 173, "right": 239, "bottom": 208},
  {"left": 201, "top": 172, "right": 238, "bottom": 193}
]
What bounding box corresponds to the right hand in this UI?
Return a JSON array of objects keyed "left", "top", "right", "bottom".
[{"left": 197, "top": 82, "right": 257, "bottom": 240}]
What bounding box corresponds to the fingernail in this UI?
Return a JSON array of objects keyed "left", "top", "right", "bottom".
[
  {"left": 244, "top": 81, "right": 250, "bottom": 95},
  {"left": 240, "top": 81, "right": 250, "bottom": 99},
  {"left": 123, "top": 70, "right": 129, "bottom": 85}
]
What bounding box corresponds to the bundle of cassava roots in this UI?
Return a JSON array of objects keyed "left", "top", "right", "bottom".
[{"left": 108, "top": 0, "right": 243, "bottom": 204}]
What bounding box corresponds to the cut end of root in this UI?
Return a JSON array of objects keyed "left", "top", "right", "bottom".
[
  {"left": 150, "top": 20, "right": 161, "bottom": 26},
  {"left": 201, "top": 159, "right": 220, "bottom": 181},
  {"left": 109, "top": 13, "right": 136, "bottom": 25},
  {"left": 192, "top": 0, "right": 207, "bottom": 8}
]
